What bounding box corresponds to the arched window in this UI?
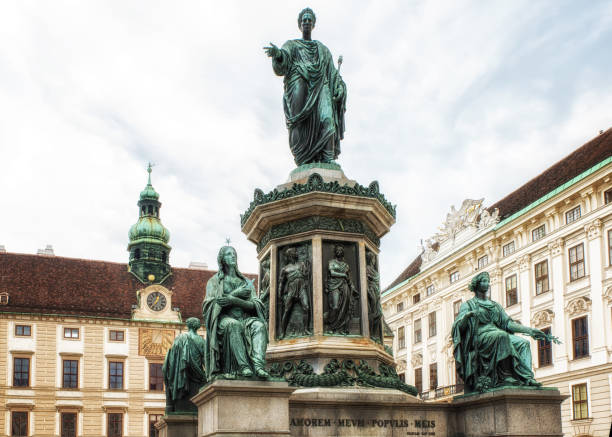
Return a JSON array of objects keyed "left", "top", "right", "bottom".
[
  {"left": 135, "top": 248, "right": 140, "bottom": 260},
  {"left": 162, "top": 252, "right": 167, "bottom": 263},
  {"left": 148, "top": 205, "right": 153, "bottom": 215}
]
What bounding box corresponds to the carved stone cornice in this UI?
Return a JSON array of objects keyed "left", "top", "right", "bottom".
[
  {"left": 411, "top": 352, "right": 423, "bottom": 367},
  {"left": 548, "top": 238, "right": 565, "bottom": 257},
  {"left": 531, "top": 309, "right": 554, "bottom": 328},
  {"left": 565, "top": 296, "right": 592, "bottom": 316},
  {"left": 584, "top": 219, "right": 602, "bottom": 240},
  {"left": 518, "top": 255, "right": 531, "bottom": 272}
]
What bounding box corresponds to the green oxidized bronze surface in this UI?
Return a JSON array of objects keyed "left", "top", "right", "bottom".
[
  {"left": 366, "top": 250, "right": 383, "bottom": 342},
  {"left": 277, "top": 244, "right": 312, "bottom": 339},
  {"left": 264, "top": 8, "right": 346, "bottom": 166},
  {"left": 202, "top": 246, "right": 270, "bottom": 380},
  {"left": 268, "top": 359, "right": 417, "bottom": 396},
  {"left": 324, "top": 243, "right": 359, "bottom": 335},
  {"left": 452, "top": 272, "right": 560, "bottom": 393},
  {"left": 257, "top": 215, "right": 380, "bottom": 253},
  {"left": 162, "top": 317, "right": 206, "bottom": 414},
  {"left": 241, "top": 173, "right": 396, "bottom": 228}
]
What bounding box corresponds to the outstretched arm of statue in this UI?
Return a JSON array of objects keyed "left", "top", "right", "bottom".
[
  {"left": 264, "top": 42, "right": 290, "bottom": 76},
  {"left": 263, "top": 42, "right": 282, "bottom": 60}
]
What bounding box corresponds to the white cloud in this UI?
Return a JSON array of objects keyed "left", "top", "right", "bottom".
[{"left": 0, "top": 1, "right": 611, "bottom": 288}]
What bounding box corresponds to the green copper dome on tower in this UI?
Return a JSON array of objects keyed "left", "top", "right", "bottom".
[{"left": 128, "top": 164, "right": 172, "bottom": 284}]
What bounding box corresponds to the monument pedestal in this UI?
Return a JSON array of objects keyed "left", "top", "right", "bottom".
[
  {"left": 450, "top": 388, "right": 568, "bottom": 437},
  {"left": 192, "top": 379, "right": 295, "bottom": 437},
  {"left": 155, "top": 414, "right": 198, "bottom": 437},
  {"left": 289, "top": 387, "right": 446, "bottom": 437}
]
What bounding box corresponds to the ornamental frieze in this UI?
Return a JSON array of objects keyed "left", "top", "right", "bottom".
[
  {"left": 565, "top": 296, "right": 591, "bottom": 316},
  {"left": 531, "top": 309, "right": 554, "bottom": 328}
]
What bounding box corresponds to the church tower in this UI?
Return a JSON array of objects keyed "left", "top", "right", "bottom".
[{"left": 128, "top": 164, "right": 172, "bottom": 284}]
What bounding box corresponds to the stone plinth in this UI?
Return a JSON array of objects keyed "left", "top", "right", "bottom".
[
  {"left": 155, "top": 414, "right": 198, "bottom": 437},
  {"left": 192, "top": 379, "right": 295, "bottom": 437},
  {"left": 450, "top": 387, "right": 567, "bottom": 437},
  {"left": 289, "top": 387, "right": 447, "bottom": 437}
]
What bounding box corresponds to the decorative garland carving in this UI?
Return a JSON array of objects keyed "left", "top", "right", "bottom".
[
  {"left": 531, "top": 309, "right": 554, "bottom": 328},
  {"left": 565, "top": 296, "right": 591, "bottom": 316},
  {"left": 584, "top": 219, "right": 602, "bottom": 240},
  {"left": 548, "top": 238, "right": 565, "bottom": 256},
  {"left": 268, "top": 359, "right": 417, "bottom": 395},
  {"left": 411, "top": 352, "right": 423, "bottom": 367},
  {"left": 241, "top": 173, "right": 396, "bottom": 227}
]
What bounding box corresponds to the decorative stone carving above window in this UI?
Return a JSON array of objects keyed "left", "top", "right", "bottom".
[
  {"left": 584, "top": 219, "right": 602, "bottom": 240},
  {"left": 518, "top": 255, "right": 531, "bottom": 272},
  {"left": 531, "top": 309, "right": 554, "bottom": 328},
  {"left": 396, "top": 359, "right": 407, "bottom": 372},
  {"left": 411, "top": 352, "right": 423, "bottom": 367},
  {"left": 565, "top": 296, "right": 592, "bottom": 316},
  {"left": 548, "top": 238, "right": 565, "bottom": 256},
  {"left": 603, "top": 286, "right": 612, "bottom": 305}
]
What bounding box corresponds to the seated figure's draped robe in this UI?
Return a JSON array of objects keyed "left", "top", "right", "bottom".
[
  {"left": 203, "top": 273, "right": 268, "bottom": 377},
  {"left": 452, "top": 297, "right": 536, "bottom": 391},
  {"left": 162, "top": 332, "right": 206, "bottom": 408},
  {"left": 272, "top": 39, "right": 346, "bottom": 165}
]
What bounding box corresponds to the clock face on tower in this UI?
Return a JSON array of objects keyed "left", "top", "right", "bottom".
[{"left": 146, "top": 291, "right": 167, "bottom": 312}]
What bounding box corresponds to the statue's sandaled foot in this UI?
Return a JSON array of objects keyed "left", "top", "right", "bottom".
[
  {"left": 240, "top": 367, "right": 253, "bottom": 377},
  {"left": 255, "top": 368, "right": 270, "bottom": 379}
]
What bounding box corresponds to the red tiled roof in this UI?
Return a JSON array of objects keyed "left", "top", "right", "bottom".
[
  {"left": 0, "top": 253, "right": 256, "bottom": 321},
  {"left": 385, "top": 128, "right": 612, "bottom": 292}
]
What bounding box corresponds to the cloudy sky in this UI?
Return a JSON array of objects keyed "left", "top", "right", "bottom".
[{"left": 1, "top": 1, "right": 611, "bottom": 287}]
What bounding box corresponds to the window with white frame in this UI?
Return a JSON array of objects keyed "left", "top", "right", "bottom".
[
  {"left": 397, "top": 326, "right": 405, "bottom": 349},
  {"left": 505, "top": 275, "right": 518, "bottom": 307},
  {"left": 571, "top": 383, "right": 589, "bottom": 419},
  {"left": 477, "top": 255, "right": 488, "bottom": 269},
  {"left": 568, "top": 243, "right": 585, "bottom": 281},
  {"left": 534, "top": 260, "right": 549, "bottom": 295},
  {"left": 426, "top": 284, "right": 435, "bottom": 296},
  {"left": 565, "top": 205, "right": 581, "bottom": 224},
  {"left": 396, "top": 301, "right": 404, "bottom": 313},
  {"left": 531, "top": 224, "right": 546, "bottom": 241},
  {"left": 413, "top": 319, "right": 421, "bottom": 344},
  {"left": 502, "top": 241, "right": 515, "bottom": 257},
  {"left": 449, "top": 271, "right": 459, "bottom": 283}
]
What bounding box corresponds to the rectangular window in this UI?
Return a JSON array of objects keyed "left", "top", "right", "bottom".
[
  {"left": 396, "top": 302, "right": 404, "bottom": 313},
  {"left": 429, "top": 363, "right": 438, "bottom": 390},
  {"left": 568, "top": 244, "right": 585, "bottom": 281},
  {"left": 397, "top": 327, "right": 406, "bottom": 349},
  {"left": 537, "top": 327, "right": 552, "bottom": 367},
  {"left": 397, "top": 372, "right": 405, "bottom": 383},
  {"left": 11, "top": 411, "right": 28, "bottom": 436},
  {"left": 109, "top": 330, "right": 125, "bottom": 342},
  {"left": 109, "top": 362, "right": 124, "bottom": 390},
  {"left": 453, "top": 300, "right": 462, "bottom": 319},
  {"left": 608, "top": 229, "right": 612, "bottom": 266},
  {"left": 63, "top": 360, "right": 78, "bottom": 389},
  {"left": 477, "top": 255, "right": 488, "bottom": 269},
  {"left": 413, "top": 319, "right": 421, "bottom": 344},
  {"left": 505, "top": 275, "right": 518, "bottom": 307},
  {"left": 605, "top": 188, "right": 612, "bottom": 205},
  {"left": 13, "top": 357, "right": 30, "bottom": 387},
  {"left": 412, "top": 293, "right": 421, "bottom": 304},
  {"left": 149, "top": 363, "right": 163, "bottom": 391},
  {"left": 15, "top": 325, "right": 31, "bottom": 337},
  {"left": 565, "top": 206, "right": 581, "bottom": 224},
  {"left": 449, "top": 271, "right": 459, "bottom": 283},
  {"left": 414, "top": 368, "right": 423, "bottom": 394},
  {"left": 108, "top": 413, "right": 123, "bottom": 437},
  {"left": 426, "top": 284, "right": 435, "bottom": 296},
  {"left": 532, "top": 224, "right": 546, "bottom": 242},
  {"left": 503, "top": 241, "right": 515, "bottom": 257},
  {"left": 149, "top": 414, "right": 163, "bottom": 437},
  {"left": 61, "top": 412, "right": 77, "bottom": 437},
  {"left": 428, "top": 312, "right": 437, "bottom": 338},
  {"left": 534, "top": 260, "right": 550, "bottom": 295},
  {"left": 63, "top": 327, "right": 79, "bottom": 339},
  {"left": 571, "top": 383, "right": 589, "bottom": 420},
  {"left": 572, "top": 316, "right": 589, "bottom": 359}
]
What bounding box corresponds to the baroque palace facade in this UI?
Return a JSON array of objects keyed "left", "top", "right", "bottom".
[
  {"left": 382, "top": 129, "right": 612, "bottom": 437},
  {"left": 0, "top": 169, "right": 249, "bottom": 437}
]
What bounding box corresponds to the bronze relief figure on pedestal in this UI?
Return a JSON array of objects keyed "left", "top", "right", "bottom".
[{"left": 277, "top": 244, "right": 312, "bottom": 339}]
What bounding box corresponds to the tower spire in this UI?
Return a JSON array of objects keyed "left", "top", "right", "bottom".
[{"left": 127, "top": 165, "right": 172, "bottom": 284}]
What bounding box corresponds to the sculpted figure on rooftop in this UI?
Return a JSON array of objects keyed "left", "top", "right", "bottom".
[
  {"left": 452, "top": 272, "right": 559, "bottom": 393},
  {"left": 203, "top": 246, "right": 270, "bottom": 380},
  {"left": 264, "top": 8, "right": 346, "bottom": 166},
  {"left": 162, "top": 317, "right": 206, "bottom": 414}
]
